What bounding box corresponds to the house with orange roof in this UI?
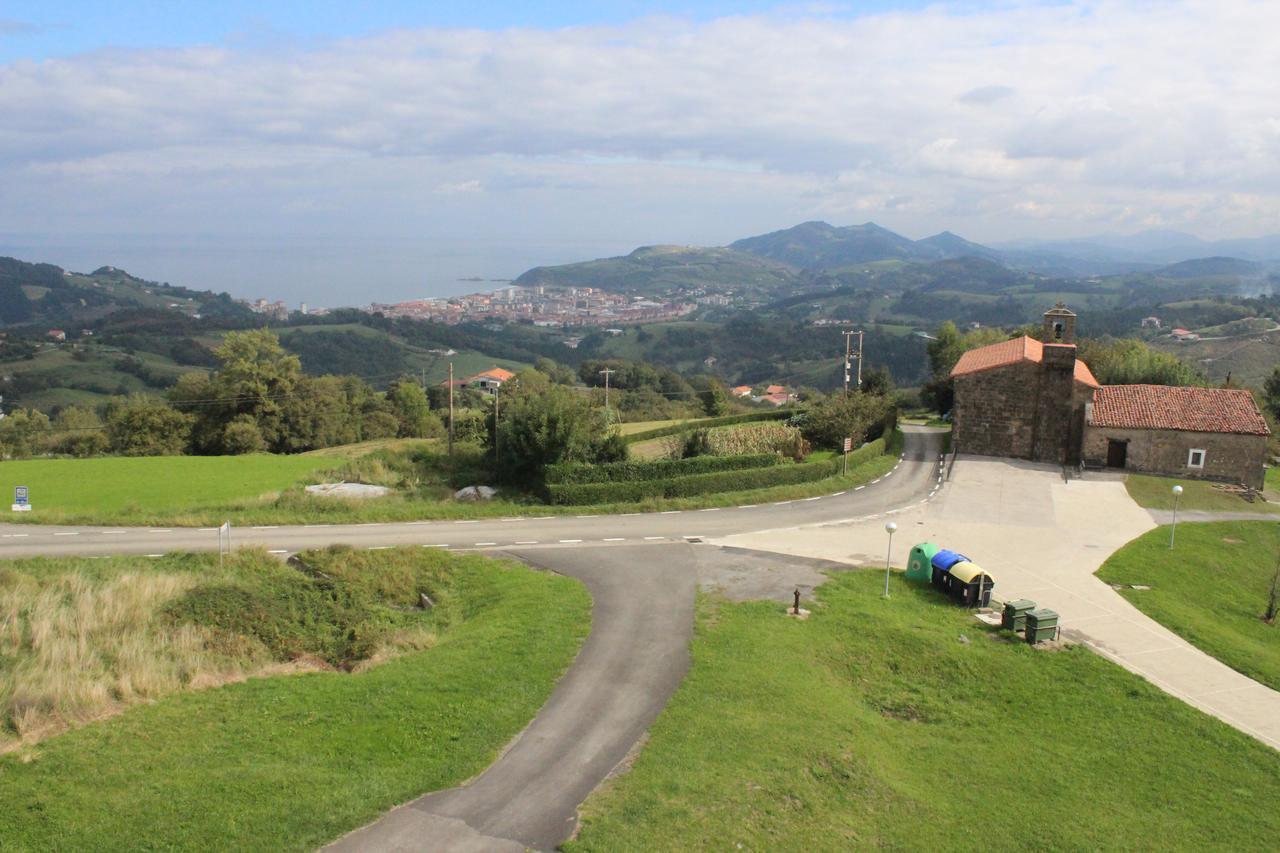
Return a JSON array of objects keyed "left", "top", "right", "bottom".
[
  {"left": 466, "top": 366, "right": 516, "bottom": 395},
  {"left": 950, "top": 303, "right": 1269, "bottom": 487},
  {"left": 730, "top": 385, "right": 753, "bottom": 398}
]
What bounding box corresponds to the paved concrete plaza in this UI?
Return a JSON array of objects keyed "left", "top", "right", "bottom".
[{"left": 715, "top": 454, "right": 1280, "bottom": 751}]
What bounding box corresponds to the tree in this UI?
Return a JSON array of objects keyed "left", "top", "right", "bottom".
[
  {"left": 50, "top": 406, "right": 108, "bottom": 457},
  {"left": 386, "top": 379, "right": 442, "bottom": 439},
  {"left": 105, "top": 395, "right": 192, "bottom": 456},
  {"left": 0, "top": 409, "right": 51, "bottom": 458},
  {"left": 794, "top": 392, "right": 893, "bottom": 452},
  {"left": 492, "top": 383, "right": 625, "bottom": 485},
  {"left": 222, "top": 415, "right": 266, "bottom": 455},
  {"left": 1079, "top": 338, "right": 1205, "bottom": 387},
  {"left": 1263, "top": 367, "right": 1280, "bottom": 420},
  {"left": 923, "top": 322, "right": 1010, "bottom": 413},
  {"left": 699, "top": 380, "right": 731, "bottom": 416},
  {"left": 860, "top": 366, "right": 894, "bottom": 397},
  {"left": 210, "top": 328, "right": 302, "bottom": 451}
]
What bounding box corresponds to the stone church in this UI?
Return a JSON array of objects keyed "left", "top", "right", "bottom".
[{"left": 950, "top": 304, "right": 1270, "bottom": 488}]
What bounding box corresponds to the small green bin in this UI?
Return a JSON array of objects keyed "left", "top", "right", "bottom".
[
  {"left": 1001, "top": 599, "right": 1036, "bottom": 632},
  {"left": 1025, "top": 608, "right": 1059, "bottom": 645}
]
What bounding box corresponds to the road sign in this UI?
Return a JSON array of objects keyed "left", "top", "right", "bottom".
[
  {"left": 12, "top": 485, "right": 30, "bottom": 512},
  {"left": 843, "top": 437, "right": 853, "bottom": 453}
]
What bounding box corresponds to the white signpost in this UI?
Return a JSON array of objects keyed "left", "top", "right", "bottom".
[
  {"left": 11, "top": 486, "right": 30, "bottom": 512},
  {"left": 842, "top": 437, "right": 853, "bottom": 475},
  {"left": 218, "top": 520, "right": 231, "bottom": 569}
]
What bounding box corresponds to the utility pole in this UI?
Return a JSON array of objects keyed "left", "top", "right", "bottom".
[
  {"left": 599, "top": 368, "right": 615, "bottom": 411},
  {"left": 842, "top": 330, "right": 865, "bottom": 394},
  {"left": 447, "top": 362, "right": 454, "bottom": 456},
  {"left": 493, "top": 381, "right": 500, "bottom": 467}
]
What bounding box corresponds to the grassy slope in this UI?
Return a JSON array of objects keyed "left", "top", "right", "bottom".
[
  {"left": 1267, "top": 466, "right": 1279, "bottom": 495},
  {"left": 1097, "top": 521, "right": 1280, "bottom": 691},
  {"left": 0, "top": 454, "right": 339, "bottom": 519},
  {"left": 0, "top": 549, "right": 591, "bottom": 851},
  {"left": 1126, "top": 474, "right": 1280, "bottom": 514},
  {"left": 569, "top": 572, "right": 1280, "bottom": 851}
]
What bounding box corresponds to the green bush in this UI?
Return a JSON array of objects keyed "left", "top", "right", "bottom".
[
  {"left": 623, "top": 410, "right": 791, "bottom": 444},
  {"left": 545, "top": 453, "right": 784, "bottom": 485},
  {"left": 547, "top": 438, "right": 888, "bottom": 504}
]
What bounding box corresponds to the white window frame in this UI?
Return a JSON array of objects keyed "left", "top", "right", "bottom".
[{"left": 1186, "top": 448, "right": 1206, "bottom": 469}]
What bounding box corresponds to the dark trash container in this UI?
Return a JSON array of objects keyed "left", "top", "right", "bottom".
[
  {"left": 930, "top": 549, "right": 969, "bottom": 588},
  {"left": 1001, "top": 599, "right": 1036, "bottom": 632},
  {"left": 1025, "top": 609, "right": 1059, "bottom": 644},
  {"left": 946, "top": 561, "right": 994, "bottom": 607}
]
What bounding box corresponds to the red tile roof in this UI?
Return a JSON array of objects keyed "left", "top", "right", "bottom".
[
  {"left": 950, "top": 336, "right": 1099, "bottom": 388},
  {"left": 1089, "top": 385, "right": 1271, "bottom": 435},
  {"left": 766, "top": 384, "right": 786, "bottom": 394},
  {"left": 470, "top": 367, "right": 516, "bottom": 383}
]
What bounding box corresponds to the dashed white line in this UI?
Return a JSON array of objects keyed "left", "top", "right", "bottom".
[
  {"left": 268, "top": 549, "right": 289, "bottom": 554},
  {"left": 854, "top": 486, "right": 866, "bottom": 491},
  {"left": 454, "top": 520, "right": 480, "bottom": 524},
  {"left": 829, "top": 491, "right": 846, "bottom": 497},
  {"left": 883, "top": 471, "right": 893, "bottom": 478},
  {"left": 501, "top": 517, "right": 524, "bottom": 522},
  {"left": 603, "top": 537, "right": 626, "bottom": 542},
  {"left": 699, "top": 507, "right": 721, "bottom": 512},
  {"left": 474, "top": 542, "right": 497, "bottom": 547},
  {"left": 54, "top": 532, "right": 80, "bottom": 536},
  {"left": 357, "top": 522, "right": 381, "bottom": 527},
  {"left": 102, "top": 530, "right": 127, "bottom": 535},
  {"left": 148, "top": 529, "right": 172, "bottom": 534},
  {"left": 870, "top": 479, "right": 881, "bottom": 485},
  {"left": 621, "top": 512, "right": 642, "bottom": 517},
  {"left": 802, "top": 497, "right": 821, "bottom": 502},
  {"left": 145, "top": 553, "right": 164, "bottom": 558},
  {"left": 514, "top": 540, "right": 539, "bottom": 545},
  {"left": 198, "top": 527, "right": 218, "bottom": 532},
  {"left": 4, "top": 533, "right": 28, "bottom": 538},
  {"left": 304, "top": 523, "right": 332, "bottom": 528},
  {"left": 576, "top": 514, "right": 600, "bottom": 519},
  {"left": 737, "top": 504, "right": 758, "bottom": 509},
  {"left": 773, "top": 500, "right": 793, "bottom": 506},
  {"left": 366, "top": 545, "right": 392, "bottom": 550},
  {"left": 252, "top": 525, "right": 278, "bottom": 530},
  {"left": 660, "top": 510, "right": 681, "bottom": 515},
  {"left": 559, "top": 539, "right": 582, "bottom": 544},
  {"left": 644, "top": 536, "right": 665, "bottom": 540},
  {"left": 682, "top": 535, "right": 703, "bottom": 540},
  {"left": 422, "top": 544, "right": 449, "bottom": 548}
]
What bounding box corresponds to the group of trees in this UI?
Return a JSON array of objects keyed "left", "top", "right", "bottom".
[{"left": 0, "top": 329, "right": 446, "bottom": 460}]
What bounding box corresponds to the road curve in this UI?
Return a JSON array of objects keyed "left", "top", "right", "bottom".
[
  {"left": 0, "top": 426, "right": 946, "bottom": 852},
  {"left": 0, "top": 426, "right": 947, "bottom": 560}
]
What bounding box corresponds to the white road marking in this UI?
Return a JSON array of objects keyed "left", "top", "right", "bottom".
[
  {"left": 357, "top": 522, "right": 381, "bottom": 527},
  {"left": 830, "top": 492, "right": 845, "bottom": 497},
  {"left": 621, "top": 512, "right": 642, "bottom": 516},
  {"left": 883, "top": 471, "right": 893, "bottom": 478},
  {"left": 422, "top": 544, "right": 449, "bottom": 548},
  {"left": 148, "top": 529, "right": 172, "bottom": 534},
  {"left": 737, "top": 504, "right": 757, "bottom": 509},
  {"left": 870, "top": 479, "right": 881, "bottom": 485},
  {"left": 515, "top": 540, "right": 539, "bottom": 545},
  {"left": 682, "top": 535, "right": 703, "bottom": 540},
  {"left": 854, "top": 486, "right": 866, "bottom": 491},
  {"left": 102, "top": 530, "right": 127, "bottom": 535},
  {"left": 474, "top": 542, "right": 497, "bottom": 547},
  {"left": 802, "top": 497, "right": 821, "bottom": 502},
  {"left": 304, "top": 524, "right": 332, "bottom": 528},
  {"left": 660, "top": 510, "right": 681, "bottom": 515},
  {"left": 559, "top": 539, "right": 583, "bottom": 544},
  {"left": 644, "top": 536, "right": 665, "bottom": 540},
  {"left": 54, "top": 532, "right": 80, "bottom": 536},
  {"left": 576, "top": 514, "right": 600, "bottom": 519},
  {"left": 699, "top": 507, "right": 721, "bottom": 512},
  {"left": 198, "top": 527, "right": 218, "bottom": 532},
  {"left": 603, "top": 537, "right": 625, "bottom": 542},
  {"left": 145, "top": 554, "right": 164, "bottom": 558},
  {"left": 773, "top": 500, "right": 793, "bottom": 506},
  {"left": 367, "top": 545, "right": 393, "bottom": 550},
  {"left": 252, "top": 525, "right": 278, "bottom": 530},
  {"left": 268, "top": 549, "right": 289, "bottom": 554},
  {"left": 501, "top": 517, "right": 525, "bottom": 522},
  {"left": 4, "top": 533, "right": 29, "bottom": 538},
  {"left": 454, "top": 520, "right": 480, "bottom": 524}
]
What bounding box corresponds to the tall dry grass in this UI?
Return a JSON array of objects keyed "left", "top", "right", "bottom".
[{"left": 0, "top": 571, "right": 269, "bottom": 752}]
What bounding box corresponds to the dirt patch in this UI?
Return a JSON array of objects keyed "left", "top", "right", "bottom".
[{"left": 692, "top": 544, "right": 854, "bottom": 603}]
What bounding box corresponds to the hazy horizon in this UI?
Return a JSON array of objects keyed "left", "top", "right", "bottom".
[{"left": 4, "top": 1, "right": 1278, "bottom": 304}]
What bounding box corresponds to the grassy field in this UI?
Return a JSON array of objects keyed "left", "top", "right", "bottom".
[
  {"left": 1125, "top": 474, "right": 1280, "bottom": 514},
  {"left": 0, "top": 454, "right": 340, "bottom": 521},
  {"left": 0, "top": 547, "right": 591, "bottom": 850},
  {"left": 568, "top": 572, "right": 1280, "bottom": 851},
  {"left": 1267, "top": 466, "right": 1279, "bottom": 495},
  {"left": 1097, "top": 521, "right": 1280, "bottom": 691},
  {"left": 3, "top": 435, "right": 901, "bottom": 527}
]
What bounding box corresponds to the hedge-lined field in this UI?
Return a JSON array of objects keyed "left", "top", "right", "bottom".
[
  {"left": 545, "top": 453, "right": 785, "bottom": 485},
  {"left": 548, "top": 439, "right": 886, "bottom": 505},
  {"left": 622, "top": 410, "right": 791, "bottom": 444}
]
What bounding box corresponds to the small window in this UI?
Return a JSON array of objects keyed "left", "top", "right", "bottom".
[{"left": 1187, "top": 448, "right": 1206, "bottom": 469}]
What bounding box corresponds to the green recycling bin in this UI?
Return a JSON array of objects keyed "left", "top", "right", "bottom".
[
  {"left": 906, "top": 543, "right": 939, "bottom": 582},
  {"left": 1025, "top": 609, "right": 1059, "bottom": 645},
  {"left": 1001, "top": 599, "right": 1036, "bottom": 632}
]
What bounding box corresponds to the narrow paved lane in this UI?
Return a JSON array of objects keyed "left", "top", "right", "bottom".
[
  {"left": 326, "top": 545, "right": 696, "bottom": 853},
  {"left": 0, "top": 427, "right": 947, "bottom": 560}
]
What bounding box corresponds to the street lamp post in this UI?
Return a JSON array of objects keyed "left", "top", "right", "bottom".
[
  {"left": 883, "top": 521, "right": 897, "bottom": 598},
  {"left": 1169, "top": 484, "right": 1183, "bottom": 549}
]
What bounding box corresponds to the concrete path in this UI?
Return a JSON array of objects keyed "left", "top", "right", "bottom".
[
  {"left": 714, "top": 454, "right": 1280, "bottom": 751},
  {"left": 326, "top": 544, "right": 696, "bottom": 852}
]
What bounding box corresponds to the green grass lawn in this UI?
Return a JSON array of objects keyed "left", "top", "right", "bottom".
[
  {"left": 1266, "top": 466, "right": 1279, "bottom": 495},
  {"left": 567, "top": 572, "right": 1280, "bottom": 851},
  {"left": 1125, "top": 474, "right": 1280, "bottom": 514},
  {"left": 0, "top": 547, "right": 591, "bottom": 851},
  {"left": 0, "top": 454, "right": 341, "bottom": 521},
  {"left": 3, "top": 435, "right": 902, "bottom": 527},
  {"left": 1097, "top": 521, "right": 1280, "bottom": 691}
]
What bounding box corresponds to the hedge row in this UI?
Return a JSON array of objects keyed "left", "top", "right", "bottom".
[
  {"left": 548, "top": 436, "right": 888, "bottom": 505},
  {"left": 622, "top": 409, "right": 792, "bottom": 444},
  {"left": 545, "top": 453, "right": 784, "bottom": 485}
]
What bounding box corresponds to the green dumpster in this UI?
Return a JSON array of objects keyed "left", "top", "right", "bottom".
[
  {"left": 906, "top": 543, "right": 939, "bottom": 582},
  {"left": 1001, "top": 599, "right": 1036, "bottom": 632},
  {"left": 1025, "top": 609, "right": 1059, "bottom": 645}
]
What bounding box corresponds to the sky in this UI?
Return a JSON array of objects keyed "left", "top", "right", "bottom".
[{"left": 2, "top": 1, "right": 1278, "bottom": 305}]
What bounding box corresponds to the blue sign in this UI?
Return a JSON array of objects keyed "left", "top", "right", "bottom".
[{"left": 14, "top": 486, "right": 28, "bottom": 505}]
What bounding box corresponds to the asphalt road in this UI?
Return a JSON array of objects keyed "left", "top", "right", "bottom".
[
  {"left": 2, "top": 426, "right": 946, "bottom": 852},
  {"left": 0, "top": 426, "right": 947, "bottom": 561}
]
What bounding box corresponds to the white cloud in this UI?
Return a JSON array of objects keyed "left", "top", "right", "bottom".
[{"left": 2, "top": 1, "right": 1279, "bottom": 300}]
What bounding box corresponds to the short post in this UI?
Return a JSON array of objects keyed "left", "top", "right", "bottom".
[
  {"left": 883, "top": 521, "right": 897, "bottom": 598},
  {"left": 1169, "top": 485, "right": 1183, "bottom": 549},
  {"left": 842, "top": 436, "right": 852, "bottom": 475},
  {"left": 793, "top": 587, "right": 800, "bottom": 615}
]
